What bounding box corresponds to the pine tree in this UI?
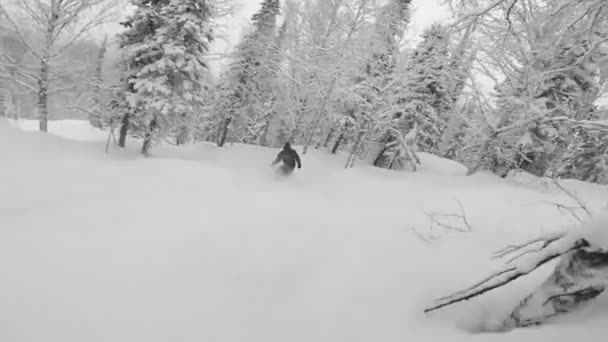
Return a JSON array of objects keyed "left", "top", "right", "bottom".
[
  {"left": 215, "top": 0, "right": 281, "bottom": 147},
  {"left": 344, "top": 0, "right": 412, "bottom": 168},
  {"left": 117, "top": 0, "right": 167, "bottom": 147},
  {"left": 402, "top": 24, "right": 459, "bottom": 152},
  {"left": 374, "top": 24, "right": 461, "bottom": 168},
  {"left": 119, "top": 0, "right": 213, "bottom": 154}
]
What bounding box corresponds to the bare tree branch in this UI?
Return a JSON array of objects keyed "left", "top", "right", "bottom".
[
  {"left": 493, "top": 233, "right": 564, "bottom": 259},
  {"left": 0, "top": 2, "right": 42, "bottom": 60},
  {"left": 424, "top": 199, "right": 473, "bottom": 234},
  {"left": 552, "top": 179, "right": 592, "bottom": 218}
]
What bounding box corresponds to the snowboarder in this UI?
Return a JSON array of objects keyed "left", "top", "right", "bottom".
[{"left": 271, "top": 142, "right": 302, "bottom": 176}]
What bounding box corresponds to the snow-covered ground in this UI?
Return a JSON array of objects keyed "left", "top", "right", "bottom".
[{"left": 1, "top": 119, "right": 607, "bottom": 342}]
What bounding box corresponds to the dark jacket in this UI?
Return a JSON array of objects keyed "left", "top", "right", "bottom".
[{"left": 272, "top": 143, "right": 301, "bottom": 170}]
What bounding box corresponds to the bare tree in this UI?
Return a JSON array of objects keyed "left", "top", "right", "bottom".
[{"left": 0, "top": 0, "right": 122, "bottom": 131}]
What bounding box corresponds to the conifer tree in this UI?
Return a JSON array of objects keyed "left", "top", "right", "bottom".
[
  {"left": 119, "top": 0, "right": 213, "bottom": 154},
  {"left": 374, "top": 24, "right": 462, "bottom": 168},
  {"left": 215, "top": 0, "right": 281, "bottom": 147},
  {"left": 343, "top": 0, "right": 412, "bottom": 168}
]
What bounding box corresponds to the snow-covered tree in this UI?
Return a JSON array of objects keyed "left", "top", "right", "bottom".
[
  {"left": 214, "top": 0, "right": 281, "bottom": 147},
  {"left": 336, "top": 0, "right": 412, "bottom": 168},
  {"left": 451, "top": 0, "right": 608, "bottom": 180},
  {"left": 555, "top": 128, "right": 608, "bottom": 184},
  {"left": 289, "top": 0, "right": 377, "bottom": 154},
  {"left": 373, "top": 24, "right": 463, "bottom": 169},
  {"left": 120, "top": 0, "right": 213, "bottom": 154}
]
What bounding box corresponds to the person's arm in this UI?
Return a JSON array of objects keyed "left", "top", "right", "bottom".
[
  {"left": 295, "top": 152, "right": 302, "bottom": 168},
  {"left": 271, "top": 152, "right": 282, "bottom": 166}
]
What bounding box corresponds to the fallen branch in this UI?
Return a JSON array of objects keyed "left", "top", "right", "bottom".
[
  {"left": 552, "top": 179, "right": 592, "bottom": 218},
  {"left": 425, "top": 237, "right": 589, "bottom": 313},
  {"left": 425, "top": 200, "right": 473, "bottom": 234},
  {"left": 492, "top": 234, "right": 564, "bottom": 259},
  {"left": 536, "top": 200, "right": 585, "bottom": 223},
  {"left": 409, "top": 227, "right": 435, "bottom": 244}
]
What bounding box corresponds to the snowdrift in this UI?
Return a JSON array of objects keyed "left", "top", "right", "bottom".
[
  {"left": 7, "top": 119, "right": 109, "bottom": 142},
  {"left": 1, "top": 119, "right": 607, "bottom": 342}
]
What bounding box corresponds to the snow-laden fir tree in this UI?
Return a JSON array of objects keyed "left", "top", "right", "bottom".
[
  {"left": 339, "top": 0, "right": 411, "bottom": 168},
  {"left": 119, "top": 0, "right": 213, "bottom": 154},
  {"left": 118, "top": 0, "right": 167, "bottom": 147},
  {"left": 374, "top": 24, "right": 462, "bottom": 168},
  {"left": 215, "top": 0, "right": 281, "bottom": 147}
]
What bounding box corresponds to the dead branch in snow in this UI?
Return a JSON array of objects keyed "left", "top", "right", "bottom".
[
  {"left": 552, "top": 179, "right": 592, "bottom": 218},
  {"left": 494, "top": 234, "right": 566, "bottom": 264},
  {"left": 536, "top": 200, "right": 585, "bottom": 223},
  {"left": 409, "top": 227, "right": 435, "bottom": 244},
  {"left": 492, "top": 234, "right": 565, "bottom": 259},
  {"left": 425, "top": 200, "right": 473, "bottom": 234},
  {"left": 425, "top": 237, "right": 590, "bottom": 313}
]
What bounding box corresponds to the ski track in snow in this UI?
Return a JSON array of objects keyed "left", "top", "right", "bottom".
[{"left": 1, "top": 119, "right": 607, "bottom": 342}]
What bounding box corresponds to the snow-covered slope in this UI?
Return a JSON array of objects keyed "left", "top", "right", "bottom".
[
  {"left": 1, "top": 120, "right": 607, "bottom": 342},
  {"left": 7, "top": 119, "right": 109, "bottom": 142}
]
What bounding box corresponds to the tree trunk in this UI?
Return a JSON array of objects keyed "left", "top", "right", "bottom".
[
  {"left": 118, "top": 113, "right": 130, "bottom": 148},
  {"left": 331, "top": 132, "right": 344, "bottom": 154},
  {"left": 217, "top": 117, "right": 231, "bottom": 147},
  {"left": 37, "top": 10, "right": 57, "bottom": 133},
  {"left": 323, "top": 128, "right": 335, "bottom": 147},
  {"left": 388, "top": 151, "right": 400, "bottom": 169},
  {"left": 373, "top": 145, "right": 388, "bottom": 167},
  {"left": 37, "top": 58, "right": 50, "bottom": 132},
  {"left": 141, "top": 136, "right": 152, "bottom": 156},
  {"left": 259, "top": 120, "right": 271, "bottom": 147},
  {"left": 141, "top": 118, "right": 157, "bottom": 156},
  {"left": 345, "top": 130, "right": 365, "bottom": 169}
]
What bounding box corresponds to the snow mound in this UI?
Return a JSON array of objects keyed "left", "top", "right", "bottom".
[
  {"left": 506, "top": 170, "right": 553, "bottom": 189},
  {"left": 416, "top": 152, "right": 468, "bottom": 176},
  {"left": 8, "top": 119, "right": 107, "bottom": 141}
]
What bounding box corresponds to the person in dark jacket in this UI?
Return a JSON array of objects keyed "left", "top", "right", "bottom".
[{"left": 272, "top": 142, "right": 302, "bottom": 175}]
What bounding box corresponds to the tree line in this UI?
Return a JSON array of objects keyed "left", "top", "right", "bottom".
[{"left": 2, "top": 0, "right": 607, "bottom": 184}]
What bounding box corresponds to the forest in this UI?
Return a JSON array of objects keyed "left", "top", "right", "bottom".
[{"left": 1, "top": 0, "right": 606, "bottom": 181}]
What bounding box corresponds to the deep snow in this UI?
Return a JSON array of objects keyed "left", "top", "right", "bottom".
[{"left": 1, "top": 119, "right": 607, "bottom": 342}]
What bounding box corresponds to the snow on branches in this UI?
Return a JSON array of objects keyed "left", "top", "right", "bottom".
[{"left": 425, "top": 192, "right": 608, "bottom": 331}]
